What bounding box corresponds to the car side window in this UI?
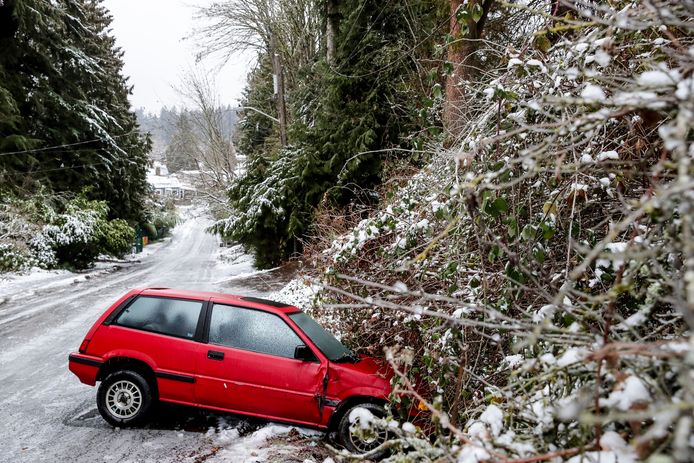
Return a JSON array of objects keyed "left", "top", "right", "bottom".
[
  {"left": 116, "top": 296, "right": 202, "bottom": 339},
  {"left": 209, "top": 304, "right": 302, "bottom": 359}
]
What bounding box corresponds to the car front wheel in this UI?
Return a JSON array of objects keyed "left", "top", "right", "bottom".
[
  {"left": 97, "top": 370, "right": 153, "bottom": 427},
  {"left": 338, "top": 402, "right": 389, "bottom": 458}
]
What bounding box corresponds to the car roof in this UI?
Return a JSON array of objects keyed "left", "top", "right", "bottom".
[{"left": 136, "top": 287, "right": 301, "bottom": 315}]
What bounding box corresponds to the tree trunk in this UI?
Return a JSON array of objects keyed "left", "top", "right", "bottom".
[
  {"left": 0, "top": 0, "right": 19, "bottom": 38},
  {"left": 444, "top": 0, "right": 464, "bottom": 140},
  {"left": 271, "top": 34, "right": 288, "bottom": 147},
  {"left": 326, "top": 0, "right": 340, "bottom": 65},
  {"left": 443, "top": 0, "right": 494, "bottom": 142}
]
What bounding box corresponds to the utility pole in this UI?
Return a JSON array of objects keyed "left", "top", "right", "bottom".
[{"left": 271, "top": 33, "right": 288, "bottom": 147}]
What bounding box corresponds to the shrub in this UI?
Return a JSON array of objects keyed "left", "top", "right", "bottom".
[
  {"left": 151, "top": 210, "right": 177, "bottom": 238},
  {"left": 142, "top": 198, "right": 178, "bottom": 240},
  {"left": 0, "top": 243, "right": 28, "bottom": 272},
  {"left": 101, "top": 219, "right": 135, "bottom": 258},
  {"left": 34, "top": 198, "right": 105, "bottom": 269},
  {"left": 32, "top": 197, "right": 135, "bottom": 269},
  {"left": 293, "top": 2, "right": 694, "bottom": 461},
  {"left": 28, "top": 234, "right": 57, "bottom": 269},
  {"left": 1, "top": 194, "right": 137, "bottom": 272}
]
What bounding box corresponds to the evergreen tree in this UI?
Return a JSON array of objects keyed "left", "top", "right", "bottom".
[
  {"left": 216, "top": 0, "right": 446, "bottom": 266},
  {"left": 165, "top": 111, "right": 199, "bottom": 172},
  {"left": 0, "top": 0, "right": 150, "bottom": 220},
  {"left": 234, "top": 53, "right": 276, "bottom": 175}
]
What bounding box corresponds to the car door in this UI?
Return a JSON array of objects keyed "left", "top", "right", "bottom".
[
  {"left": 101, "top": 295, "right": 206, "bottom": 404},
  {"left": 194, "top": 303, "right": 326, "bottom": 425}
]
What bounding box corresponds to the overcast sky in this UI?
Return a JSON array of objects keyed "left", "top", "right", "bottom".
[{"left": 103, "top": 0, "right": 252, "bottom": 114}]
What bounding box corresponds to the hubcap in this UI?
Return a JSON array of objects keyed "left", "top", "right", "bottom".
[
  {"left": 105, "top": 380, "right": 142, "bottom": 419},
  {"left": 349, "top": 423, "right": 386, "bottom": 453}
]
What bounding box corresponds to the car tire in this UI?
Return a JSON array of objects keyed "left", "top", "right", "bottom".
[
  {"left": 97, "top": 370, "right": 153, "bottom": 427},
  {"left": 338, "top": 402, "right": 389, "bottom": 458}
]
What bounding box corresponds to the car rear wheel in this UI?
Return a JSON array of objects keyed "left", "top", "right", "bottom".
[
  {"left": 97, "top": 370, "right": 153, "bottom": 427},
  {"left": 338, "top": 402, "right": 389, "bottom": 458}
]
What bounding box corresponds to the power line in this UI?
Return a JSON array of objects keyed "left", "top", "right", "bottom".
[
  {"left": 0, "top": 130, "right": 140, "bottom": 157},
  {"left": 27, "top": 161, "right": 112, "bottom": 175},
  {"left": 14, "top": 158, "right": 144, "bottom": 175}
]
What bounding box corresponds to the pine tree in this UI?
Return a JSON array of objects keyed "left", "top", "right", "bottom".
[
  {"left": 217, "top": 0, "right": 447, "bottom": 266},
  {"left": 165, "top": 111, "right": 199, "bottom": 172},
  {"left": 0, "top": 0, "right": 150, "bottom": 220}
]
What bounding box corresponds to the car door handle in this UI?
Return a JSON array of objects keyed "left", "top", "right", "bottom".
[{"left": 207, "top": 350, "right": 224, "bottom": 361}]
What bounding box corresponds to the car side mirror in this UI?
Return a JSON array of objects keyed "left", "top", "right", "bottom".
[{"left": 294, "top": 344, "right": 315, "bottom": 362}]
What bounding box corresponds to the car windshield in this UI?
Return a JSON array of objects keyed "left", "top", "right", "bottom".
[{"left": 289, "top": 312, "right": 357, "bottom": 362}]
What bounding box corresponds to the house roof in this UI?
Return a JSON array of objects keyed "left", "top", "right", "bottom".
[
  {"left": 147, "top": 173, "right": 183, "bottom": 189},
  {"left": 146, "top": 165, "right": 196, "bottom": 191}
]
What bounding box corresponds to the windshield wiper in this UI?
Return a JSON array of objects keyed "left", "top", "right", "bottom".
[{"left": 333, "top": 350, "right": 361, "bottom": 363}]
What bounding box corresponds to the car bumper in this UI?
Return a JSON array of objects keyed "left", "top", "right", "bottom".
[{"left": 68, "top": 353, "right": 103, "bottom": 386}]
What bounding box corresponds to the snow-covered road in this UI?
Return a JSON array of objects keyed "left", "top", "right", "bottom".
[{"left": 0, "top": 212, "right": 317, "bottom": 463}]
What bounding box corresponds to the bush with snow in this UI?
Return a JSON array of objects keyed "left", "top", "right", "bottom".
[
  {"left": 0, "top": 242, "right": 29, "bottom": 272},
  {"left": 34, "top": 197, "right": 136, "bottom": 269},
  {"left": 297, "top": 1, "right": 694, "bottom": 461},
  {"left": 1, "top": 195, "right": 135, "bottom": 272}
]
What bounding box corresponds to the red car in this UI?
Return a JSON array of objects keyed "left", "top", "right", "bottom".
[{"left": 68, "top": 288, "right": 392, "bottom": 454}]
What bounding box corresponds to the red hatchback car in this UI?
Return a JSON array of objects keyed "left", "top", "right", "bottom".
[{"left": 68, "top": 288, "right": 392, "bottom": 454}]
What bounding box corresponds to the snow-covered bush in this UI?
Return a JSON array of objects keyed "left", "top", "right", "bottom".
[
  {"left": 0, "top": 195, "right": 136, "bottom": 272},
  {"left": 102, "top": 219, "right": 136, "bottom": 258},
  {"left": 32, "top": 197, "right": 136, "bottom": 268},
  {"left": 32, "top": 198, "right": 104, "bottom": 269},
  {"left": 0, "top": 242, "right": 28, "bottom": 272},
  {"left": 300, "top": 1, "right": 694, "bottom": 461},
  {"left": 142, "top": 196, "right": 179, "bottom": 240},
  {"left": 0, "top": 196, "right": 48, "bottom": 271},
  {"left": 150, "top": 209, "right": 178, "bottom": 238},
  {"left": 27, "top": 235, "right": 56, "bottom": 269}
]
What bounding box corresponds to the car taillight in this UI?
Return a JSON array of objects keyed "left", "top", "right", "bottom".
[{"left": 79, "top": 339, "right": 90, "bottom": 354}]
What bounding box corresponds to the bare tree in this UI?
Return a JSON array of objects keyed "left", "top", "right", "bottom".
[
  {"left": 195, "top": 0, "right": 322, "bottom": 146},
  {"left": 195, "top": 0, "right": 321, "bottom": 88},
  {"left": 176, "top": 71, "right": 237, "bottom": 200}
]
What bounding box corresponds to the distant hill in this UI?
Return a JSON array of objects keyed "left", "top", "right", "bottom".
[{"left": 135, "top": 106, "right": 238, "bottom": 160}]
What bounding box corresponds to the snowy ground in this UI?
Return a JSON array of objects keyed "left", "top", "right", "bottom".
[{"left": 0, "top": 210, "right": 329, "bottom": 463}]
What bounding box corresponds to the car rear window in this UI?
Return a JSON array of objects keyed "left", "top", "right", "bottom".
[
  {"left": 209, "top": 304, "right": 302, "bottom": 359},
  {"left": 116, "top": 296, "right": 203, "bottom": 339}
]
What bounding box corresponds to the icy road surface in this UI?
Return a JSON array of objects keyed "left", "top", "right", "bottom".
[{"left": 0, "top": 212, "right": 309, "bottom": 463}]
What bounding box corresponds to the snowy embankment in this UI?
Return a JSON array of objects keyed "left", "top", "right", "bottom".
[{"left": 256, "top": 3, "right": 694, "bottom": 462}]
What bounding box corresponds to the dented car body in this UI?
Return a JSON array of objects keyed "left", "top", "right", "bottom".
[{"left": 68, "top": 288, "right": 392, "bottom": 438}]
